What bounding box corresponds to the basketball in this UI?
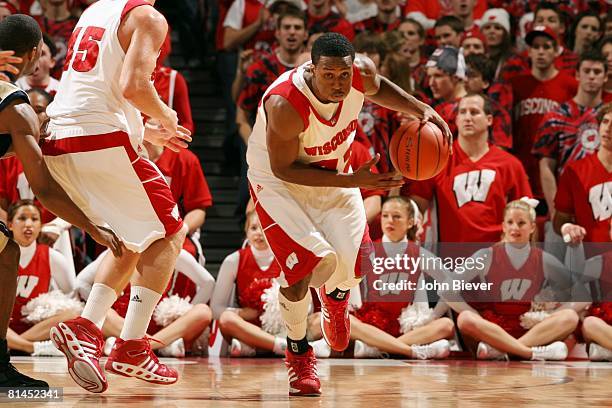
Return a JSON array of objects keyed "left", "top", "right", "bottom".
[{"left": 389, "top": 121, "right": 449, "bottom": 180}]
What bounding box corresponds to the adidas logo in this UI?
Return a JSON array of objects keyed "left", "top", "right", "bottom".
[
  {"left": 256, "top": 184, "right": 263, "bottom": 193},
  {"left": 131, "top": 294, "right": 142, "bottom": 303}
]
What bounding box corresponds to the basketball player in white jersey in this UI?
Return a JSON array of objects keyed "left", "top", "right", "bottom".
[
  {"left": 42, "top": 1, "right": 192, "bottom": 393},
  {"left": 247, "top": 33, "right": 451, "bottom": 396},
  {"left": 0, "top": 14, "right": 121, "bottom": 389}
]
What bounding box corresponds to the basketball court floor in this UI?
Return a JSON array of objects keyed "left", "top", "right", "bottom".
[{"left": 4, "top": 356, "right": 612, "bottom": 407}]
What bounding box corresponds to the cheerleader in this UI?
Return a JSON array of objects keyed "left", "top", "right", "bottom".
[
  {"left": 211, "top": 211, "right": 294, "bottom": 357},
  {"left": 77, "top": 249, "right": 215, "bottom": 357},
  {"left": 449, "top": 199, "right": 583, "bottom": 361},
  {"left": 6, "top": 200, "right": 78, "bottom": 356},
  {"left": 580, "top": 218, "right": 612, "bottom": 361},
  {"left": 313, "top": 197, "right": 455, "bottom": 359}
]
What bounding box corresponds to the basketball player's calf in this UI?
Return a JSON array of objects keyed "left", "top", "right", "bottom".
[{"left": 281, "top": 254, "right": 336, "bottom": 396}]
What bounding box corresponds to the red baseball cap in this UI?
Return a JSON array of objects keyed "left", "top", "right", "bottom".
[
  {"left": 525, "top": 25, "right": 558, "bottom": 46},
  {"left": 461, "top": 28, "right": 487, "bottom": 48}
]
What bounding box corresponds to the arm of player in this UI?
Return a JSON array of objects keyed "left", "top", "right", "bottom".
[
  {"left": 266, "top": 95, "right": 404, "bottom": 190},
  {"left": 356, "top": 55, "right": 452, "bottom": 147},
  {"left": 539, "top": 158, "right": 558, "bottom": 217},
  {"left": 118, "top": 6, "right": 191, "bottom": 146},
  {"left": 3, "top": 102, "right": 123, "bottom": 257}
]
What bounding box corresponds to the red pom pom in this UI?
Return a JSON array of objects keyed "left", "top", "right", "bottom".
[
  {"left": 354, "top": 303, "right": 401, "bottom": 337},
  {"left": 239, "top": 278, "right": 273, "bottom": 313}
]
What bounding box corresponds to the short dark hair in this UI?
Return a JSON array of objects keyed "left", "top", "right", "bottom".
[
  {"left": 0, "top": 14, "right": 42, "bottom": 56},
  {"left": 461, "top": 92, "right": 493, "bottom": 115},
  {"left": 352, "top": 32, "right": 386, "bottom": 59},
  {"left": 465, "top": 54, "right": 495, "bottom": 84},
  {"left": 277, "top": 7, "right": 307, "bottom": 29},
  {"left": 26, "top": 88, "right": 53, "bottom": 105},
  {"left": 577, "top": 48, "right": 607, "bottom": 72},
  {"left": 434, "top": 16, "right": 464, "bottom": 34},
  {"left": 534, "top": 2, "right": 565, "bottom": 27},
  {"left": 42, "top": 33, "right": 57, "bottom": 57},
  {"left": 311, "top": 32, "right": 355, "bottom": 64}
]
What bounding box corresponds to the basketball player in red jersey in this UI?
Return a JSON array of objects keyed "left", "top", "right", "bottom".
[
  {"left": 0, "top": 15, "right": 121, "bottom": 389},
  {"left": 41, "top": 0, "right": 192, "bottom": 393},
  {"left": 247, "top": 33, "right": 451, "bottom": 396}
]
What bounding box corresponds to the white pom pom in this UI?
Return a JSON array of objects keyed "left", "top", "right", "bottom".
[
  {"left": 21, "top": 291, "right": 84, "bottom": 324},
  {"left": 153, "top": 295, "right": 193, "bottom": 327},
  {"left": 520, "top": 311, "right": 551, "bottom": 330},
  {"left": 260, "top": 279, "right": 286, "bottom": 337},
  {"left": 398, "top": 303, "right": 435, "bottom": 334}
]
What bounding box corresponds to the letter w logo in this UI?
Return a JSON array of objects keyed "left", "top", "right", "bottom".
[
  {"left": 16, "top": 275, "right": 39, "bottom": 298},
  {"left": 453, "top": 170, "right": 496, "bottom": 207},
  {"left": 589, "top": 182, "right": 612, "bottom": 221},
  {"left": 500, "top": 278, "right": 531, "bottom": 301}
]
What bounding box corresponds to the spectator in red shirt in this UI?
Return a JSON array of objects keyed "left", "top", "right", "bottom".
[
  {"left": 403, "top": 0, "right": 487, "bottom": 30},
  {"left": 0, "top": 2, "right": 15, "bottom": 20},
  {"left": 35, "top": 0, "right": 77, "bottom": 79},
  {"left": 554, "top": 104, "right": 612, "bottom": 254},
  {"left": 426, "top": 47, "right": 467, "bottom": 109},
  {"left": 434, "top": 16, "right": 464, "bottom": 48},
  {"left": 500, "top": 3, "right": 578, "bottom": 83},
  {"left": 236, "top": 9, "right": 307, "bottom": 140},
  {"left": 461, "top": 29, "right": 486, "bottom": 57},
  {"left": 354, "top": 0, "right": 401, "bottom": 35},
  {"left": 450, "top": 0, "right": 479, "bottom": 32},
  {"left": 152, "top": 33, "right": 194, "bottom": 133},
  {"left": 534, "top": 50, "right": 607, "bottom": 219},
  {"left": 16, "top": 34, "right": 59, "bottom": 97},
  {"left": 463, "top": 54, "right": 512, "bottom": 149},
  {"left": 600, "top": 37, "right": 612, "bottom": 103},
  {"left": 397, "top": 18, "right": 428, "bottom": 94},
  {"left": 567, "top": 11, "right": 603, "bottom": 57},
  {"left": 405, "top": 93, "right": 532, "bottom": 245},
  {"left": 510, "top": 26, "right": 578, "bottom": 205},
  {"left": 307, "top": 0, "right": 354, "bottom": 41},
  {"left": 478, "top": 8, "right": 514, "bottom": 82}
]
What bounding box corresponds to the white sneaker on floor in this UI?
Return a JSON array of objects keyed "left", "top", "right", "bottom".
[
  {"left": 103, "top": 337, "right": 116, "bottom": 357},
  {"left": 158, "top": 338, "right": 186, "bottom": 358},
  {"left": 353, "top": 340, "right": 387, "bottom": 358},
  {"left": 309, "top": 338, "right": 331, "bottom": 358},
  {"left": 531, "top": 341, "right": 568, "bottom": 361},
  {"left": 476, "top": 342, "right": 509, "bottom": 361},
  {"left": 589, "top": 343, "right": 612, "bottom": 361},
  {"left": 32, "top": 340, "right": 64, "bottom": 357},
  {"left": 411, "top": 339, "right": 451, "bottom": 360},
  {"left": 230, "top": 339, "right": 256, "bottom": 357}
]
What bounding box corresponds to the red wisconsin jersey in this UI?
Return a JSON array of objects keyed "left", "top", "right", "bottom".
[
  {"left": 555, "top": 153, "right": 612, "bottom": 243},
  {"left": 354, "top": 16, "right": 400, "bottom": 34},
  {"left": 154, "top": 148, "right": 213, "bottom": 216},
  {"left": 511, "top": 72, "right": 578, "bottom": 196},
  {"left": 532, "top": 100, "right": 601, "bottom": 176},
  {"left": 235, "top": 246, "right": 281, "bottom": 309},
  {"left": 405, "top": 141, "right": 532, "bottom": 243},
  {"left": 10, "top": 244, "right": 51, "bottom": 333},
  {"left": 307, "top": 11, "right": 355, "bottom": 41},
  {"left": 0, "top": 157, "right": 55, "bottom": 224}
]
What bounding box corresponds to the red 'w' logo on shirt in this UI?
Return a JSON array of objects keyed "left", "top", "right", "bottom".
[
  {"left": 589, "top": 182, "right": 612, "bottom": 221},
  {"left": 452, "top": 170, "right": 496, "bottom": 207}
]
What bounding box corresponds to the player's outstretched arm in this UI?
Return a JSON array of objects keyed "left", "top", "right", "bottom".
[
  {"left": 266, "top": 96, "right": 404, "bottom": 190},
  {"left": 356, "top": 55, "right": 452, "bottom": 147},
  {"left": 1, "top": 101, "right": 123, "bottom": 257},
  {"left": 118, "top": 5, "right": 182, "bottom": 136}
]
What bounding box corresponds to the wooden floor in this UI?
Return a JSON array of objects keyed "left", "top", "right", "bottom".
[{"left": 6, "top": 356, "right": 612, "bottom": 407}]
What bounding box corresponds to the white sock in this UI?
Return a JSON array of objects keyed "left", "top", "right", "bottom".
[
  {"left": 81, "top": 283, "right": 117, "bottom": 329},
  {"left": 272, "top": 337, "right": 287, "bottom": 356},
  {"left": 119, "top": 286, "right": 162, "bottom": 340},
  {"left": 278, "top": 290, "right": 310, "bottom": 341}
]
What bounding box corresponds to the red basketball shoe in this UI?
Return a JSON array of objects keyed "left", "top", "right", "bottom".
[
  {"left": 318, "top": 286, "right": 350, "bottom": 351},
  {"left": 49, "top": 317, "right": 107, "bottom": 393},
  {"left": 285, "top": 346, "right": 321, "bottom": 396},
  {"left": 105, "top": 338, "right": 178, "bottom": 385}
]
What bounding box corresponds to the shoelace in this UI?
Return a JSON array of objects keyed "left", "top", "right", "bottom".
[{"left": 323, "top": 299, "right": 349, "bottom": 332}]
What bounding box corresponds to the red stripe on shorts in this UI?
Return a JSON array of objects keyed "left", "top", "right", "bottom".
[
  {"left": 41, "top": 132, "right": 183, "bottom": 237},
  {"left": 248, "top": 182, "right": 322, "bottom": 286},
  {"left": 354, "top": 222, "right": 373, "bottom": 279}
]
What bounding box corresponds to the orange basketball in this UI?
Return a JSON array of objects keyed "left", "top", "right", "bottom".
[{"left": 389, "top": 121, "right": 449, "bottom": 180}]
